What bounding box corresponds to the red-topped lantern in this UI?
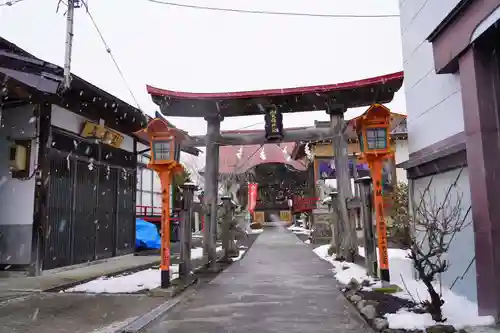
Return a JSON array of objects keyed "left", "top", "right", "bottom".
[
  {"left": 355, "top": 103, "right": 393, "bottom": 284},
  {"left": 135, "top": 118, "right": 185, "bottom": 289}
]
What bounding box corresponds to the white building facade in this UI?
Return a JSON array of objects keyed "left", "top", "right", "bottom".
[
  {"left": 136, "top": 143, "right": 163, "bottom": 217},
  {"left": 398, "top": 0, "right": 500, "bottom": 318}
]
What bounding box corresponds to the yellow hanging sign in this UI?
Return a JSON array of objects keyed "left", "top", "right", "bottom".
[{"left": 81, "top": 121, "right": 124, "bottom": 148}]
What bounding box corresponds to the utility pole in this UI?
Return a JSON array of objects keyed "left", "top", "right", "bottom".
[{"left": 63, "top": 0, "right": 80, "bottom": 90}]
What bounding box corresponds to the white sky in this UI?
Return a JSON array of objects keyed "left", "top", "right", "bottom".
[{"left": 0, "top": 0, "right": 406, "bottom": 178}]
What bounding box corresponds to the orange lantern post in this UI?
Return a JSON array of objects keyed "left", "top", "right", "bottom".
[
  {"left": 355, "top": 104, "right": 393, "bottom": 283},
  {"left": 135, "top": 119, "right": 185, "bottom": 288}
]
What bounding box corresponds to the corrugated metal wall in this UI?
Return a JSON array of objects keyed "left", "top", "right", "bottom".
[{"left": 43, "top": 130, "right": 136, "bottom": 270}]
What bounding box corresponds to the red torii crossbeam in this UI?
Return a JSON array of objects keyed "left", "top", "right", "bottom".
[{"left": 146, "top": 71, "right": 404, "bottom": 268}]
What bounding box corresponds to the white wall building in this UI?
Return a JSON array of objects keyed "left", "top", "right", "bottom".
[
  {"left": 136, "top": 142, "right": 163, "bottom": 217},
  {"left": 398, "top": 0, "right": 500, "bottom": 318},
  {"left": 0, "top": 37, "right": 143, "bottom": 275}
]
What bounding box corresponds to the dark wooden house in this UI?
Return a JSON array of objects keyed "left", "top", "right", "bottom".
[{"left": 0, "top": 37, "right": 144, "bottom": 275}]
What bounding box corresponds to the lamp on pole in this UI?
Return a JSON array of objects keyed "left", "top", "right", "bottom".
[
  {"left": 355, "top": 103, "right": 393, "bottom": 283},
  {"left": 140, "top": 119, "right": 185, "bottom": 288}
]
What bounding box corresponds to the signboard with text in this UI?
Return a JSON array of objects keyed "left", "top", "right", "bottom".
[
  {"left": 81, "top": 121, "right": 124, "bottom": 148},
  {"left": 264, "top": 108, "right": 284, "bottom": 141}
]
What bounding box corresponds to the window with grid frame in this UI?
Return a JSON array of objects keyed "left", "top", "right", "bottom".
[
  {"left": 366, "top": 128, "right": 387, "bottom": 150},
  {"left": 153, "top": 140, "right": 172, "bottom": 161}
]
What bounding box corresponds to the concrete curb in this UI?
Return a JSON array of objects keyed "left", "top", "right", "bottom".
[
  {"left": 118, "top": 287, "right": 198, "bottom": 333},
  {"left": 44, "top": 260, "right": 160, "bottom": 293},
  {"left": 116, "top": 235, "right": 263, "bottom": 332},
  {"left": 116, "top": 263, "right": 219, "bottom": 333}
]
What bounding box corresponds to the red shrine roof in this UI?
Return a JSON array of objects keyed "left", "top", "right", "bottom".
[
  {"left": 215, "top": 130, "right": 306, "bottom": 174},
  {"left": 147, "top": 71, "right": 404, "bottom": 117}
]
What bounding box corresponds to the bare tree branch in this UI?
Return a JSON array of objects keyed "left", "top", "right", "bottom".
[{"left": 400, "top": 182, "right": 469, "bottom": 322}]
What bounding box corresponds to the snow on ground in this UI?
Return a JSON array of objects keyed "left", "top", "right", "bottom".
[
  {"left": 65, "top": 265, "right": 181, "bottom": 293},
  {"left": 287, "top": 226, "right": 311, "bottom": 235},
  {"left": 313, "top": 245, "right": 375, "bottom": 286},
  {"left": 246, "top": 228, "right": 264, "bottom": 234},
  {"left": 66, "top": 247, "right": 222, "bottom": 294},
  {"left": 232, "top": 250, "right": 246, "bottom": 261},
  {"left": 191, "top": 247, "right": 204, "bottom": 259},
  {"left": 313, "top": 244, "right": 495, "bottom": 330}
]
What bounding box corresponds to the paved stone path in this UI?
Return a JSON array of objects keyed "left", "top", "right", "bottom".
[{"left": 147, "top": 227, "right": 373, "bottom": 333}]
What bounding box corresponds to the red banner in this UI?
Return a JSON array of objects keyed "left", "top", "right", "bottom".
[{"left": 248, "top": 183, "right": 258, "bottom": 213}]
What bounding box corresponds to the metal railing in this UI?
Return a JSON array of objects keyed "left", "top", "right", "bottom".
[
  {"left": 292, "top": 196, "right": 320, "bottom": 213},
  {"left": 136, "top": 205, "right": 162, "bottom": 216}
]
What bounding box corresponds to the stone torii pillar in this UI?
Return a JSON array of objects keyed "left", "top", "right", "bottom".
[
  {"left": 328, "top": 106, "right": 358, "bottom": 262},
  {"left": 203, "top": 115, "right": 222, "bottom": 271}
]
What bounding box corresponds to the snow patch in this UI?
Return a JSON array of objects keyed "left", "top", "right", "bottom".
[
  {"left": 232, "top": 250, "right": 246, "bottom": 261},
  {"left": 66, "top": 265, "right": 180, "bottom": 293},
  {"left": 313, "top": 245, "right": 375, "bottom": 286},
  {"left": 65, "top": 247, "right": 221, "bottom": 294},
  {"left": 246, "top": 228, "right": 264, "bottom": 234},
  {"left": 313, "top": 244, "right": 495, "bottom": 330},
  {"left": 287, "top": 226, "right": 311, "bottom": 235}
]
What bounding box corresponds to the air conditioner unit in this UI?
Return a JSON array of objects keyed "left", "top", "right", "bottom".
[{"left": 9, "top": 140, "right": 30, "bottom": 174}]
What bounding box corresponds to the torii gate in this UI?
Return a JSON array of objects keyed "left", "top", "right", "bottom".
[{"left": 146, "top": 71, "right": 404, "bottom": 266}]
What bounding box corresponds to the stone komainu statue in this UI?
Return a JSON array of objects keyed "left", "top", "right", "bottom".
[{"left": 216, "top": 202, "right": 247, "bottom": 257}]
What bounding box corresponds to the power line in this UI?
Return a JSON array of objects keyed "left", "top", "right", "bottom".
[
  {"left": 0, "top": 0, "right": 27, "bottom": 7},
  {"left": 79, "top": 0, "right": 143, "bottom": 110},
  {"left": 146, "top": 0, "right": 399, "bottom": 18},
  {"left": 234, "top": 144, "right": 264, "bottom": 173},
  {"left": 230, "top": 121, "right": 263, "bottom": 131}
]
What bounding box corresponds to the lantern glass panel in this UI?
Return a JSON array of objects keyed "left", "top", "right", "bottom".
[
  {"left": 358, "top": 132, "right": 364, "bottom": 152},
  {"left": 153, "top": 140, "right": 172, "bottom": 161},
  {"left": 366, "top": 128, "right": 387, "bottom": 150}
]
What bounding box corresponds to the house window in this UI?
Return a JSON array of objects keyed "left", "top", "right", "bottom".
[{"left": 136, "top": 153, "right": 163, "bottom": 216}]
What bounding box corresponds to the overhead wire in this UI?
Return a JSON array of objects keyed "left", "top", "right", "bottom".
[
  {"left": 234, "top": 143, "right": 263, "bottom": 173},
  {"left": 0, "top": 0, "right": 28, "bottom": 7},
  {"left": 68, "top": 0, "right": 396, "bottom": 178},
  {"left": 79, "top": 0, "right": 143, "bottom": 111},
  {"left": 145, "top": 0, "right": 400, "bottom": 18},
  {"left": 227, "top": 121, "right": 264, "bottom": 131}
]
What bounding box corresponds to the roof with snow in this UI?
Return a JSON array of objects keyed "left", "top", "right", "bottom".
[
  {"left": 200, "top": 130, "right": 307, "bottom": 175},
  {"left": 222, "top": 142, "right": 305, "bottom": 174},
  {"left": 0, "top": 36, "right": 200, "bottom": 157},
  {"left": 0, "top": 37, "right": 147, "bottom": 136},
  {"left": 147, "top": 71, "right": 404, "bottom": 117}
]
